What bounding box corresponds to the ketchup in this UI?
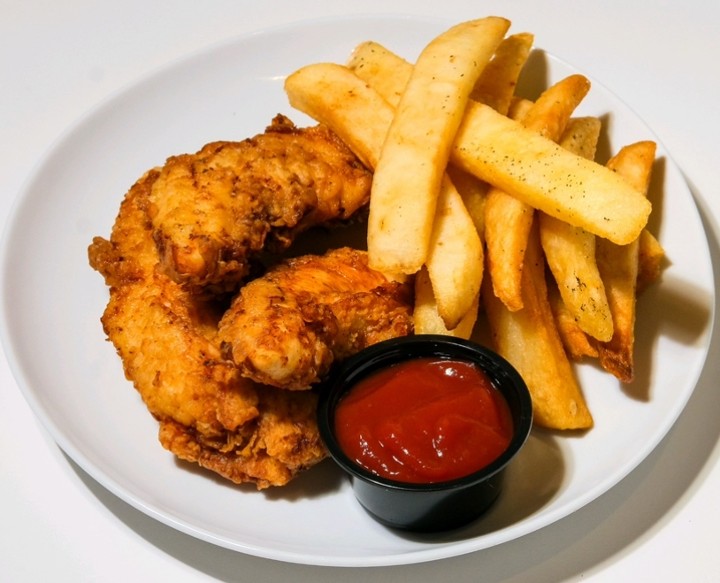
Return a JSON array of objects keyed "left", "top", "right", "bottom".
[{"left": 334, "top": 357, "right": 513, "bottom": 484}]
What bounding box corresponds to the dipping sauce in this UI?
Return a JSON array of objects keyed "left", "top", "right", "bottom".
[{"left": 334, "top": 357, "right": 514, "bottom": 483}]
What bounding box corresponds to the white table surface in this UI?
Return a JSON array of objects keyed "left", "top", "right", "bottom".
[{"left": 2, "top": 1, "right": 718, "bottom": 581}]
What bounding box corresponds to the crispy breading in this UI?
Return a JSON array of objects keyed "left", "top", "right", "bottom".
[
  {"left": 159, "top": 387, "right": 325, "bottom": 489},
  {"left": 147, "top": 115, "right": 372, "bottom": 293},
  {"left": 89, "top": 156, "right": 327, "bottom": 489},
  {"left": 217, "top": 247, "right": 413, "bottom": 390}
]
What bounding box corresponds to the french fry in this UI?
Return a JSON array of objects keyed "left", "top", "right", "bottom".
[
  {"left": 539, "top": 116, "right": 614, "bottom": 343},
  {"left": 447, "top": 165, "right": 489, "bottom": 239},
  {"left": 483, "top": 221, "right": 593, "bottom": 430},
  {"left": 431, "top": 165, "right": 488, "bottom": 328},
  {"left": 349, "top": 38, "right": 490, "bottom": 326},
  {"left": 470, "top": 32, "right": 534, "bottom": 114},
  {"left": 594, "top": 140, "right": 657, "bottom": 382},
  {"left": 414, "top": 267, "right": 478, "bottom": 338},
  {"left": 451, "top": 99, "right": 651, "bottom": 245},
  {"left": 483, "top": 190, "right": 534, "bottom": 312},
  {"left": 485, "top": 74, "right": 591, "bottom": 312},
  {"left": 548, "top": 279, "right": 599, "bottom": 360},
  {"left": 553, "top": 224, "right": 664, "bottom": 359},
  {"left": 347, "top": 21, "right": 506, "bottom": 326},
  {"left": 520, "top": 75, "right": 591, "bottom": 140},
  {"left": 285, "top": 17, "right": 665, "bottom": 431},
  {"left": 349, "top": 32, "right": 533, "bottom": 115},
  {"left": 285, "top": 63, "right": 482, "bottom": 327},
  {"left": 349, "top": 36, "right": 490, "bottom": 327},
  {"left": 368, "top": 16, "right": 510, "bottom": 275},
  {"left": 637, "top": 229, "right": 665, "bottom": 294},
  {"left": 425, "top": 173, "right": 484, "bottom": 328},
  {"left": 348, "top": 35, "right": 500, "bottom": 329},
  {"left": 347, "top": 40, "right": 410, "bottom": 107},
  {"left": 555, "top": 116, "right": 603, "bottom": 160},
  {"left": 285, "top": 63, "right": 392, "bottom": 170},
  {"left": 347, "top": 38, "right": 652, "bottom": 245},
  {"left": 507, "top": 96, "right": 534, "bottom": 120}
]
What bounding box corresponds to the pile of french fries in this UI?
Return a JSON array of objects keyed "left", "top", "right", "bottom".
[{"left": 284, "top": 17, "right": 664, "bottom": 430}]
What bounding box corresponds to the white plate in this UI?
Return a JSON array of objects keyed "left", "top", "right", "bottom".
[{"left": 0, "top": 15, "right": 714, "bottom": 567}]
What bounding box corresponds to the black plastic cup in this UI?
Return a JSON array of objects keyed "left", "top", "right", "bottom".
[{"left": 317, "top": 334, "right": 533, "bottom": 532}]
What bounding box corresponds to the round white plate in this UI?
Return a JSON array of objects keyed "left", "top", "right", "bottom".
[{"left": 0, "top": 15, "right": 714, "bottom": 567}]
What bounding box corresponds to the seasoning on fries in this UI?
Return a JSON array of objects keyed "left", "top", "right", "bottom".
[
  {"left": 484, "top": 74, "right": 591, "bottom": 313},
  {"left": 539, "top": 116, "right": 614, "bottom": 343},
  {"left": 484, "top": 222, "right": 594, "bottom": 429},
  {"left": 285, "top": 16, "right": 665, "bottom": 430},
  {"left": 594, "top": 140, "right": 657, "bottom": 382},
  {"left": 367, "top": 16, "right": 509, "bottom": 276}
]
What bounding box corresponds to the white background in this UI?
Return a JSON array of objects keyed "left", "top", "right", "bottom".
[{"left": 1, "top": 1, "right": 718, "bottom": 581}]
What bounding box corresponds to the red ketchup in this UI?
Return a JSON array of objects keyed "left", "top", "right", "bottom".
[{"left": 334, "top": 357, "right": 513, "bottom": 483}]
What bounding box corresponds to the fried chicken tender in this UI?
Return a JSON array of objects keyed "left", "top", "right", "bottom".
[
  {"left": 89, "top": 166, "right": 326, "bottom": 489},
  {"left": 148, "top": 114, "right": 372, "bottom": 293},
  {"left": 159, "top": 387, "right": 323, "bottom": 488},
  {"left": 217, "top": 247, "right": 414, "bottom": 390}
]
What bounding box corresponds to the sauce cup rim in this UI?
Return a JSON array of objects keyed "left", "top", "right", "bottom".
[{"left": 317, "top": 334, "right": 533, "bottom": 493}]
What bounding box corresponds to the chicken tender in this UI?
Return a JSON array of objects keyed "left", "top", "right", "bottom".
[
  {"left": 217, "top": 247, "right": 414, "bottom": 390},
  {"left": 148, "top": 114, "right": 373, "bottom": 293},
  {"left": 159, "top": 386, "right": 325, "bottom": 489},
  {"left": 89, "top": 165, "right": 326, "bottom": 489}
]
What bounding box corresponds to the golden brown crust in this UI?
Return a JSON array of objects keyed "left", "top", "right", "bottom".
[
  {"left": 217, "top": 247, "right": 413, "bottom": 390},
  {"left": 90, "top": 120, "right": 381, "bottom": 487},
  {"left": 159, "top": 387, "right": 326, "bottom": 489},
  {"left": 147, "top": 115, "right": 372, "bottom": 293}
]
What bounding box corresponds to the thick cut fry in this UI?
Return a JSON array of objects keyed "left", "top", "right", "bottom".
[
  {"left": 285, "top": 64, "right": 391, "bottom": 171},
  {"left": 595, "top": 140, "right": 656, "bottom": 382},
  {"left": 485, "top": 75, "right": 591, "bottom": 312},
  {"left": 507, "top": 96, "right": 534, "bottom": 120},
  {"left": 367, "top": 16, "right": 509, "bottom": 274},
  {"left": 470, "top": 32, "right": 534, "bottom": 114},
  {"left": 428, "top": 165, "right": 488, "bottom": 328},
  {"left": 548, "top": 279, "right": 599, "bottom": 360},
  {"left": 520, "top": 75, "right": 591, "bottom": 139},
  {"left": 349, "top": 40, "right": 489, "bottom": 325},
  {"left": 414, "top": 267, "right": 478, "bottom": 338},
  {"left": 285, "top": 63, "right": 482, "bottom": 326},
  {"left": 556, "top": 116, "right": 603, "bottom": 160},
  {"left": 425, "top": 173, "right": 484, "bottom": 328},
  {"left": 483, "top": 189, "right": 534, "bottom": 311},
  {"left": 452, "top": 100, "right": 651, "bottom": 244},
  {"left": 539, "top": 116, "right": 613, "bottom": 342},
  {"left": 637, "top": 229, "right": 665, "bottom": 294},
  {"left": 447, "top": 165, "right": 489, "bottom": 239},
  {"left": 542, "top": 118, "right": 602, "bottom": 356},
  {"left": 540, "top": 215, "right": 610, "bottom": 340},
  {"left": 483, "top": 222, "right": 593, "bottom": 430},
  {"left": 346, "top": 42, "right": 652, "bottom": 244},
  {"left": 347, "top": 40, "right": 410, "bottom": 107},
  {"left": 349, "top": 32, "right": 533, "bottom": 116},
  {"left": 349, "top": 38, "right": 492, "bottom": 325},
  {"left": 286, "top": 59, "right": 651, "bottom": 261}
]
